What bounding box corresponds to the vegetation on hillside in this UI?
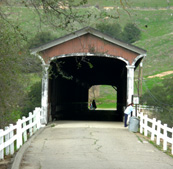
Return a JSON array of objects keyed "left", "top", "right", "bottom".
[
  {"left": 141, "top": 74, "right": 173, "bottom": 127},
  {"left": 0, "top": 0, "right": 172, "bottom": 127},
  {"left": 96, "top": 22, "right": 141, "bottom": 43},
  {"left": 0, "top": 19, "right": 26, "bottom": 128}
]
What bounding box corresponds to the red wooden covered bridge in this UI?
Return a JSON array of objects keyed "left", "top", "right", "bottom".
[{"left": 31, "top": 27, "right": 146, "bottom": 124}]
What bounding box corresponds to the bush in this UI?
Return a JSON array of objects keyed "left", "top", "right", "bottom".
[
  {"left": 21, "top": 81, "right": 42, "bottom": 117},
  {"left": 141, "top": 76, "right": 173, "bottom": 127},
  {"left": 122, "top": 23, "right": 141, "bottom": 43},
  {"left": 29, "top": 31, "right": 57, "bottom": 48},
  {"left": 96, "top": 22, "right": 122, "bottom": 40},
  {"left": 96, "top": 22, "right": 141, "bottom": 44}
]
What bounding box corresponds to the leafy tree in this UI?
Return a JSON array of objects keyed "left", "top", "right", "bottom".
[
  {"left": 21, "top": 81, "right": 42, "bottom": 117},
  {"left": 122, "top": 23, "right": 141, "bottom": 43},
  {"left": 96, "top": 22, "right": 141, "bottom": 44},
  {"left": 21, "top": 31, "right": 57, "bottom": 74},
  {"left": 29, "top": 31, "right": 57, "bottom": 49},
  {"left": 0, "top": 18, "right": 27, "bottom": 128},
  {"left": 141, "top": 77, "right": 173, "bottom": 127},
  {"left": 96, "top": 22, "right": 122, "bottom": 40}
]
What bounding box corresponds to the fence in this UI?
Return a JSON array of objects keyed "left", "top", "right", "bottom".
[
  {"left": 0, "top": 107, "right": 42, "bottom": 160},
  {"left": 137, "top": 112, "right": 173, "bottom": 155}
]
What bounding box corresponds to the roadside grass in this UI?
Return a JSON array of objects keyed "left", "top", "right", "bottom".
[{"left": 135, "top": 132, "right": 173, "bottom": 158}]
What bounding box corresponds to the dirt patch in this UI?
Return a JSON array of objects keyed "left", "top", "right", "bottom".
[
  {"left": 0, "top": 158, "right": 11, "bottom": 169},
  {"left": 148, "top": 71, "right": 173, "bottom": 78}
]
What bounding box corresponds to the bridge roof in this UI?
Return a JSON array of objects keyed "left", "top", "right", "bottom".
[{"left": 31, "top": 27, "right": 146, "bottom": 55}]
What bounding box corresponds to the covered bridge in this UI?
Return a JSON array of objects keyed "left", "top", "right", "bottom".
[{"left": 31, "top": 27, "right": 147, "bottom": 124}]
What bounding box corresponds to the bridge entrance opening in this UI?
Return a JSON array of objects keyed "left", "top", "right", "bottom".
[{"left": 49, "top": 56, "right": 125, "bottom": 121}]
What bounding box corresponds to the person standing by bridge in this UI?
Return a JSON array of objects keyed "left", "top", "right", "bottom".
[
  {"left": 124, "top": 103, "right": 134, "bottom": 127},
  {"left": 92, "top": 99, "right": 97, "bottom": 110}
]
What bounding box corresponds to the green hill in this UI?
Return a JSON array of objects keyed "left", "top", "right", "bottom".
[
  {"left": 3, "top": 0, "right": 172, "bottom": 76},
  {"left": 1, "top": 0, "right": 173, "bottom": 108}
]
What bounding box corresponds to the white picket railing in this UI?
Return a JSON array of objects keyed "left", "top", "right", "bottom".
[
  {"left": 137, "top": 112, "right": 173, "bottom": 155},
  {"left": 0, "top": 107, "right": 43, "bottom": 160}
]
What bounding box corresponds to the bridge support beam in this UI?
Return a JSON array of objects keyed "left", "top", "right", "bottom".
[
  {"left": 41, "top": 64, "right": 49, "bottom": 124},
  {"left": 126, "top": 65, "right": 135, "bottom": 105}
]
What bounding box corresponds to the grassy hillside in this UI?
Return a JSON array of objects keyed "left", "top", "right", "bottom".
[
  {"left": 84, "top": 0, "right": 173, "bottom": 8},
  {"left": 3, "top": 0, "right": 172, "bottom": 76},
  {"left": 96, "top": 85, "right": 117, "bottom": 108},
  {"left": 2, "top": 0, "right": 172, "bottom": 108}
]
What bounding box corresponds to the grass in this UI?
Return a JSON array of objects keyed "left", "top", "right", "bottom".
[
  {"left": 85, "top": 0, "right": 173, "bottom": 8},
  {"left": 96, "top": 85, "right": 117, "bottom": 108},
  {"left": 136, "top": 133, "right": 173, "bottom": 158},
  {"left": 51, "top": 124, "right": 55, "bottom": 128},
  {"left": 97, "top": 73, "right": 172, "bottom": 108},
  {"left": 1, "top": 1, "right": 172, "bottom": 108},
  {"left": 3, "top": 4, "right": 171, "bottom": 76}
]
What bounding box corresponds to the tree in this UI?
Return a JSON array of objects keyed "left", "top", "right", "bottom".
[
  {"left": 29, "top": 31, "right": 57, "bottom": 49},
  {"left": 141, "top": 77, "right": 173, "bottom": 127},
  {"left": 21, "top": 31, "right": 57, "bottom": 74},
  {"left": 122, "top": 23, "right": 141, "bottom": 43},
  {"left": 96, "top": 22, "right": 122, "bottom": 40},
  {"left": 96, "top": 22, "right": 141, "bottom": 44},
  {"left": 0, "top": 18, "right": 27, "bottom": 128},
  {"left": 21, "top": 81, "right": 42, "bottom": 117}
]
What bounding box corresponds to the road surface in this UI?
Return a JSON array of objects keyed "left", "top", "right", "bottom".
[{"left": 19, "top": 121, "right": 173, "bottom": 169}]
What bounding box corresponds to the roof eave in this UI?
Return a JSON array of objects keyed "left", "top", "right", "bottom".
[{"left": 30, "top": 27, "right": 147, "bottom": 55}]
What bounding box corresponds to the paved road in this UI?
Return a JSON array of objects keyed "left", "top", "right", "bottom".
[{"left": 19, "top": 121, "right": 173, "bottom": 169}]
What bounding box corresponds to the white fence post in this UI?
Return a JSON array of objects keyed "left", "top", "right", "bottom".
[
  {"left": 138, "top": 108, "right": 173, "bottom": 155},
  {"left": 144, "top": 115, "right": 148, "bottom": 136},
  {"left": 151, "top": 118, "right": 156, "bottom": 141},
  {"left": 0, "top": 107, "right": 43, "bottom": 161},
  {"left": 33, "top": 109, "right": 37, "bottom": 133},
  {"left": 22, "top": 116, "right": 27, "bottom": 143},
  {"left": 140, "top": 112, "right": 143, "bottom": 134},
  {"left": 9, "top": 124, "right": 14, "bottom": 155},
  {"left": 5, "top": 126, "right": 10, "bottom": 156},
  {"left": 156, "top": 120, "right": 161, "bottom": 145},
  {"left": 16, "top": 119, "right": 23, "bottom": 150},
  {"left": 163, "top": 124, "right": 167, "bottom": 151},
  {"left": 0, "top": 129, "right": 4, "bottom": 160},
  {"left": 36, "top": 108, "right": 41, "bottom": 130},
  {"left": 29, "top": 112, "right": 33, "bottom": 137}
]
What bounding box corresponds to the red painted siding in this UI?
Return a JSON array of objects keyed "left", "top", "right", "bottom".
[{"left": 40, "top": 34, "right": 139, "bottom": 64}]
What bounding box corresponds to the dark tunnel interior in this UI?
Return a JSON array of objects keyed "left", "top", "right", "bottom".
[{"left": 48, "top": 56, "right": 127, "bottom": 121}]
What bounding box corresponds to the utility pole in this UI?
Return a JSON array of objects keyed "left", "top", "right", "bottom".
[{"left": 140, "top": 62, "right": 143, "bottom": 97}]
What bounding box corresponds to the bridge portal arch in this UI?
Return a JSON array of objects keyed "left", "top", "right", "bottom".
[{"left": 31, "top": 27, "right": 146, "bottom": 124}]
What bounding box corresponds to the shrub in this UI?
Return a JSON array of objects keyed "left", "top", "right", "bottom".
[{"left": 122, "top": 23, "right": 141, "bottom": 43}]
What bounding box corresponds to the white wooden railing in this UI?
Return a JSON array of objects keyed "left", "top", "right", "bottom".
[
  {"left": 0, "top": 107, "right": 43, "bottom": 160},
  {"left": 137, "top": 112, "right": 173, "bottom": 155}
]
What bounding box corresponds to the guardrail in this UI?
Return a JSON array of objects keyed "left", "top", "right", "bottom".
[
  {"left": 137, "top": 112, "right": 173, "bottom": 155},
  {"left": 0, "top": 107, "right": 42, "bottom": 160}
]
